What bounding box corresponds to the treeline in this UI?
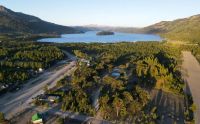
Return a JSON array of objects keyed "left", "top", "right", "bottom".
[
  {"left": 62, "top": 42, "right": 183, "bottom": 93},
  {"left": 180, "top": 44, "right": 200, "bottom": 63},
  {"left": 61, "top": 63, "right": 97, "bottom": 115}
]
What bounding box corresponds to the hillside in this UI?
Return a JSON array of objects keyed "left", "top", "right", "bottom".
[
  {"left": 0, "top": 5, "right": 80, "bottom": 34},
  {"left": 82, "top": 15, "right": 200, "bottom": 42},
  {"left": 140, "top": 15, "right": 200, "bottom": 42},
  {"left": 80, "top": 25, "right": 140, "bottom": 33}
]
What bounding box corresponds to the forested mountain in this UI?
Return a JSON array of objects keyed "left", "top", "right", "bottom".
[
  {"left": 140, "top": 14, "right": 200, "bottom": 42},
  {"left": 0, "top": 5, "right": 80, "bottom": 34},
  {"left": 1, "top": 5, "right": 200, "bottom": 41}
]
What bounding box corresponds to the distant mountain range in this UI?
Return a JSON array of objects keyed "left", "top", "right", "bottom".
[
  {"left": 0, "top": 5, "right": 80, "bottom": 34},
  {"left": 82, "top": 15, "right": 200, "bottom": 42},
  {"left": 1, "top": 5, "right": 200, "bottom": 42}
]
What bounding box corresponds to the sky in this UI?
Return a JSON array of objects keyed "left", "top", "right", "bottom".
[{"left": 0, "top": 0, "right": 200, "bottom": 27}]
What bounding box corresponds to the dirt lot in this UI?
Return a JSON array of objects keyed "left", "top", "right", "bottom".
[
  {"left": 150, "top": 89, "right": 184, "bottom": 124},
  {"left": 10, "top": 107, "right": 36, "bottom": 124}
]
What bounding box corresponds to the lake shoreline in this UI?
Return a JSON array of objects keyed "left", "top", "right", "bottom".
[{"left": 38, "top": 31, "right": 162, "bottom": 43}]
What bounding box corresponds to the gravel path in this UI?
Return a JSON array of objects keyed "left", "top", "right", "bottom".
[{"left": 182, "top": 51, "right": 200, "bottom": 124}]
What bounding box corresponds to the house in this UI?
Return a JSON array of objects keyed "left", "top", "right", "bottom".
[
  {"left": 111, "top": 72, "right": 121, "bottom": 78},
  {"left": 47, "top": 95, "right": 60, "bottom": 102},
  {"left": 113, "top": 68, "right": 120, "bottom": 72},
  {"left": 111, "top": 67, "right": 121, "bottom": 78},
  {"left": 34, "top": 94, "right": 60, "bottom": 103},
  {"left": 79, "top": 59, "right": 90, "bottom": 66},
  {"left": 38, "top": 68, "right": 44, "bottom": 73},
  {"left": 0, "top": 84, "right": 9, "bottom": 90},
  {"left": 32, "top": 113, "right": 43, "bottom": 124},
  {"left": 34, "top": 94, "right": 48, "bottom": 101}
]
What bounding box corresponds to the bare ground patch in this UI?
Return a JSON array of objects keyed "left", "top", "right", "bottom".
[{"left": 150, "top": 89, "right": 184, "bottom": 124}]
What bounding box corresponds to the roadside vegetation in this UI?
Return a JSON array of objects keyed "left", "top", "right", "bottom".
[
  {"left": 0, "top": 112, "right": 8, "bottom": 124},
  {"left": 183, "top": 44, "right": 200, "bottom": 63},
  {"left": 0, "top": 40, "right": 64, "bottom": 94}
]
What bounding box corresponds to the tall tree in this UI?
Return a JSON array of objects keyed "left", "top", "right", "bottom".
[{"left": 112, "top": 97, "right": 124, "bottom": 117}]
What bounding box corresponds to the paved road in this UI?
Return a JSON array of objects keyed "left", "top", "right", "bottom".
[
  {"left": 0, "top": 52, "right": 77, "bottom": 119},
  {"left": 182, "top": 51, "right": 200, "bottom": 124}
]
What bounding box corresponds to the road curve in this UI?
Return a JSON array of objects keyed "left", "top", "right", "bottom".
[{"left": 182, "top": 51, "right": 200, "bottom": 124}]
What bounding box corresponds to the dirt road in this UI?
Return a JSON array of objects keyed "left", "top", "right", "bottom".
[{"left": 182, "top": 51, "right": 200, "bottom": 124}]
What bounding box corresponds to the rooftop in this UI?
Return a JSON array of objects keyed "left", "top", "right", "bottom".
[{"left": 32, "top": 113, "right": 42, "bottom": 121}]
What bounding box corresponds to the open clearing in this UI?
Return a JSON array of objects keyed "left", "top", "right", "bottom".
[{"left": 150, "top": 89, "right": 184, "bottom": 124}]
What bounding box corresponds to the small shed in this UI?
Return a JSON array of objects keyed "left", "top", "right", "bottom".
[{"left": 32, "top": 113, "right": 43, "bottom": 124}]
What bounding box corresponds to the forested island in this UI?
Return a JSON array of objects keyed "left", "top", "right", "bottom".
[{"left": 96, "top": 31, "right": 115, "bottom": 36}]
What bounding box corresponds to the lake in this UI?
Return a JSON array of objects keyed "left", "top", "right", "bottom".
[{"left": 38, "top": 31, "right": 162, "bottom": 43}]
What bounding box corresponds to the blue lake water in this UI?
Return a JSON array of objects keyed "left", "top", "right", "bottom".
[{"left": 38, "top": 31, "right": 162, "bottom": 43}]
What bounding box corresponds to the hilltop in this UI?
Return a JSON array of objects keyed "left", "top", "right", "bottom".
[
  {"left": 0, "top": 5, "right": 80, "bottom": 34},
  {"left": 141, "top": 14, "right": 200, "bottom": 42}
]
